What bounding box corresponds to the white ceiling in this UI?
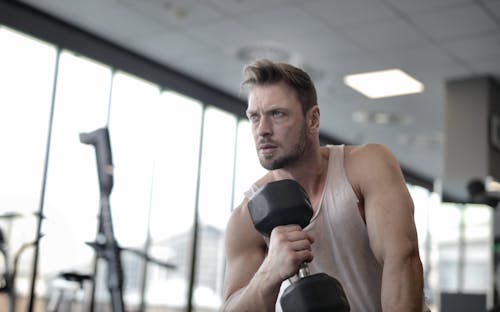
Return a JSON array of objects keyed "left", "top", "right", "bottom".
[{"left": 19, "top": 0, "right": 500, "bottom": 194}]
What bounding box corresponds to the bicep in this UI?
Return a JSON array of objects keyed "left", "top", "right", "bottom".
[
  {"left": 358, "top": 145, "right": 418, "bottom": 264},
  {"left": 223, "top": 203, "right": 266, "bottom": 301}
]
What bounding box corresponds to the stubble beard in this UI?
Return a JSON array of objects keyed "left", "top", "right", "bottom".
[{"left": 259, "top": 123, "right": 308, "bottom": 170}]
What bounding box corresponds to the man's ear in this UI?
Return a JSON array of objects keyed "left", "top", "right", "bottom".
[{"left": 308, "top": 105, "right": 320, "bottom": 134}]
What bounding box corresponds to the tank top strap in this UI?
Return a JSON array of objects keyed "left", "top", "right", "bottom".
[{"left": 325, "top": 144, "right": 359, "bottom": 207}]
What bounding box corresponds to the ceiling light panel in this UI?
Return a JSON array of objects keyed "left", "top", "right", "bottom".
[{"left": 344, "top": 69, "right": 424, "bottom": 99}]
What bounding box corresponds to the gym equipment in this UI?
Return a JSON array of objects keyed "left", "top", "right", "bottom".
[
  {"left": 468, "top": 179, "right": 500, "bottom": 312},
  {"left": 468, "top": 179, "right": 499, "bottom": 208},
  {"left": 80, "top": 127, "right": 176, "bottom": 312},
  {"left": 0, "top": 213, "right": 42, "bottom": 312},
  {"left": 46, "top": 271, "right": 92, "bottom": 312},
  {"left": 248, "top": 179, "right": 350, "bottom": 312},
  {"left": 80, "top": 127, "right": 125, "bottom": 312}
]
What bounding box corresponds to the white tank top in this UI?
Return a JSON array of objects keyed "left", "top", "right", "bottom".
[{"left": 245, "top": 145, "right": 383, "bottom": 311}]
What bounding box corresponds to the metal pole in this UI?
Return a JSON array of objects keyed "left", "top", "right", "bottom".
[
  {"left": 138, "top": 161, "right": 156, "bottom": 312},
  {"left": 187, "top": 106, "right": 206, "bottom": 312},
  {"left": 26, "top": 47, "right": 61, "bottom": 312}
]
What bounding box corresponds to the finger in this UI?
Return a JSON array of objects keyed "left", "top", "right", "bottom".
[
  {"left": 283, "top": 231, "right": 315, "bottom": 244},
  {"left": 288, "top": 239, "right": 313, "bottom": 252},
  {"left": 273, "top": 224, "right": 303, "bottom": 233},
  {"left": 282, "top": 247, "right": 314, "bottom": 268},
  {"left": 294, "top": 249, "right": 314, "bottom": 263},
  {"left": 283, "top": 225, "right": 315, "bottom": 244}
]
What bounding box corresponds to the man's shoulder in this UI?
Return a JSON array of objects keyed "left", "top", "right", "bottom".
[
  {"left": 230, "top": 198, "right": 250, "bottom": 224},
  {"left": 343, "top": 143, "right": 399, "bottom": 183},
  {"left": 227, "top": 198, "right": 266, "bottom": 251},
  {"left": 345, "top": 143, "right": 392, "bottom": 159}
]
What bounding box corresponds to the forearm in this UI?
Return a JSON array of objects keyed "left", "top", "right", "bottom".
[
  {"left": 381, "top": 251, "right": 424, "bottom": 312},
  {"left": 223, "top": 266, "right": 282, "bottom": 312}
]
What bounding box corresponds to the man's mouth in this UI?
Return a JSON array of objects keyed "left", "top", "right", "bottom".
[{"left": 258, "top": 143, "right": 278, "bottom": 156}]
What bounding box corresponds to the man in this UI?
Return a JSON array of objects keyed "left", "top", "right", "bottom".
[{"left": 222, "top": 59, "right": 425, "bottom": 311}]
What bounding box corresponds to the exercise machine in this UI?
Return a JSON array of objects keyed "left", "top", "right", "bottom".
[
  {"left": 0, "top": 213, "right": 42, "bottom": 312},
  {"left": 80, "top": 127, "right": 175, "bottom": 312}
]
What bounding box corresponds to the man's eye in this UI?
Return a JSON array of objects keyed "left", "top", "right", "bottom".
[
  {"left": 248, "top": 115, "right": 259, "bottom": 123},
  {"left": 273, "top": 111, "right": 284, "bottom": 118}
]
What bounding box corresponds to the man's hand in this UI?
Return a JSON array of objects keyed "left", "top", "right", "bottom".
[{"left": 264, "top": 225, "right": 315, "bottom": 282}]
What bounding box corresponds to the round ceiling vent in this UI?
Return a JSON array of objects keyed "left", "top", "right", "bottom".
[{"left": 236, "top": 43, "right": 291, "bottom": 63}]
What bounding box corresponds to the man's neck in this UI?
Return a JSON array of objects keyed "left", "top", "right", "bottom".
[{"left": 271, "top": 146, "right": 329, "bottom": 199}]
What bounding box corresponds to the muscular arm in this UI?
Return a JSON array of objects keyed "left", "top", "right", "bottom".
[
  {"left": 222, "top": 200, "right": 314, "bottom": 312},
  {"left": 348, "top": 144, "right": 424, "bottom": 311},
  {"left": 222, "top": 201, "right": 279, "bottom": 312}
]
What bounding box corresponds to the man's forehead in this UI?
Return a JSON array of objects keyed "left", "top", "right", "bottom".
[
  {"left": 248, "top": 83, "right": 293, "bottom": 102},
  {"left": 247, "top": 88, "right": 300, "bottom": 113}
]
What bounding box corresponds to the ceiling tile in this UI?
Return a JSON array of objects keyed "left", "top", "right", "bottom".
[
  {"left": 342, "top": 17, "right": 428, "bottom": 50},
  {"left": 410, "top": 3, "right": 498, "bottom": 40},
  {"left": 22, "top": 0, "right": 170, "bottom": 42},
  {"left": 302, "top": 0, "right": 396, "bottom": 28},
  {"left": 206, "top": 0, "right": 299, "bottom": 15},
  {"left": 168, "top": 48, "right": 244, "bottom": 94},
  {"left": 467, "top": 58, "right": 500, "bottom": 77},
  {"left": 317, "top": 54, "right": 393, "bottom": 81},
  {"left": 442, "top": 32, "right": 500, "bottom": 62},
  {"left": 378, "top": 43, "right": 455, "bottom": 68},
  {"left": 171, "top": 48, "right": 242, "bottom": 76},
  {"left": 21, "top": 0, "right": 118, "bottom": 18},
  {"left": 238, "top": 5, "right": 332, "bottom": 42},
  {"left": 183, "top": 19, "right": 263, "bottom": 55},
  {"left": 277, "top": 30, "right": 363, "bottom": 61},
  {"left": 75, "top": 6, "right": 168, "bottom": 42},
  {"left": 405, "top": 61, "right": 471, "bottom": 92},
  {"left": 384, "top": 0, "right": 472, "bottom": 14},
  {"left": 484, "top": 0, "right": 500, "bottom": 19},
  {"left": 121, "top": 0, "right": 225, "bottom": 28},
  {"left": 127, "top": 30, "right": 214, "bottom": 62}
]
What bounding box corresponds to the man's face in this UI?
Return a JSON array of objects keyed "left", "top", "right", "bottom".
[{"left": 246, "top": 82, "right": 308, "bottom": 170}]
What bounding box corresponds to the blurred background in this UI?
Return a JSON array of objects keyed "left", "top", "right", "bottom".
[{"left": 0, "top": 0, "right": 499, "bottom": 311}]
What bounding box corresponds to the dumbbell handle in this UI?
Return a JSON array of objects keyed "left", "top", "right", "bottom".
[
  {"left": 298, "top": 263, "right": 310, "bottom": 279},
  {"left": 287, "top": 263, "right": 310, "bottom": 284}
]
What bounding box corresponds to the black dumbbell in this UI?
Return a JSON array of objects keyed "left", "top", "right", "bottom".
[{"left": 248, "top": 179, "right": 350, "bottom": 312}]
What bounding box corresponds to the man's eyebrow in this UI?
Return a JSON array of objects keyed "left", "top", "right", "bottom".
[{"left": 246, "top": 106, "right": 286, "bottom": 116}]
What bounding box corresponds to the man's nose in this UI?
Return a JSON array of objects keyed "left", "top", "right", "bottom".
[{"left": 257, "top": 116, "right": 272, "bottom": 137}]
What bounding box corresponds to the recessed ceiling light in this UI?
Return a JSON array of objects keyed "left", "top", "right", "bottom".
[{"left": 344, "top": 69, "right": 424, "bottom": 99}]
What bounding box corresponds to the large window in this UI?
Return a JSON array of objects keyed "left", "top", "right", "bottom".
[
  {"left": 194, "top": 106, "right": 237, "bottom": 310},
  {"left": 233, "top": 121, "right": 267, "bottom": 208},
  {"left": 105, "top": 71, "right": 160, "bottom": 307},
  {"left": 41, "top": 50, "right": 112, "bottom": 310},
  {"left": 0, "top": 26, "right": 56, "bottom": 310},
  {"left": 409, "top": 184, "right": 494, "bottom": 310},
  {"left": 432, "top": 203, "right": 492, "bottom": 295},
  {"left": 145, "top": 91, "right": 203, "bottom": 310}
]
